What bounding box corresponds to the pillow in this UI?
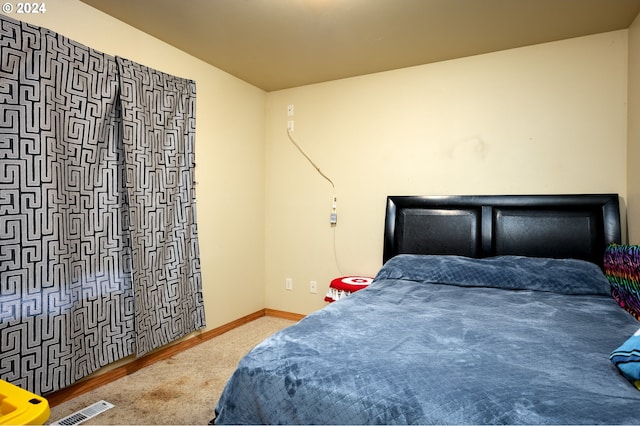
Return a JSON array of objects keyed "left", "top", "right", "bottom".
[
  {"left": 610, "top": 328, "right": 640, "bottom": 390},
  {"left": 603, "top": 244, "right": 640, "bottom": 320},
  {"left": 376, "top": 254, "right": 611, "bottom": 295}
]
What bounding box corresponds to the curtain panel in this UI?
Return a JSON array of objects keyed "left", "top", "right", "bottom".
[
  {"left": 0, "top": 15, "right": 205, "bottom": 395},
  {"left": 117, "top": 58, "right": 205, "bottom": 356}
]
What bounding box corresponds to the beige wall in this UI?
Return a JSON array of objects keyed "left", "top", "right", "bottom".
[
  {"left": 8, "top": 0, "right": 268, "bottom": 330},
  {"left": 628, "top": 14, "right": 640, "bottom": 243},
  {"left": 265, "top": 31, "right": 629, "bottom": 315}
]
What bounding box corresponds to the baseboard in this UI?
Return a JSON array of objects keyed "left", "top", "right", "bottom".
[
  {"left": 264, "top": 308, "right": 306, "bottom": 321},
  {"left": 45, "top": 308, "right": 303, "bottom": 407}
]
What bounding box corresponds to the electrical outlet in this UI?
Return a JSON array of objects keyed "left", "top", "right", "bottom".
[
  {"left": 287, "top": 104, "right": 294, "bottom": 116},
  {"left": 310, "top": 280, "right": 317, "bottom": 294},
  {"left": 287, "top": 120, "right": 294, "bottom": 132},
  {"left": 285, "top": 278, "right": 293, "bottom": 291}
]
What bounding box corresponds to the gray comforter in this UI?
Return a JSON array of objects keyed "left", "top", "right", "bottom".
[{"left": 214, "top": 255, "right": 640, "bottom": 424}]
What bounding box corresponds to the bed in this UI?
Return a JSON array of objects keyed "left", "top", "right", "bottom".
[{"left": 213, "top": 194, "right": 640, "bottom": 424}]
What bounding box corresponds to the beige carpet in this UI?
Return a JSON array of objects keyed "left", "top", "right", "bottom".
[{"left": 47, "top": 316, "right": 295, "bottom": 425}]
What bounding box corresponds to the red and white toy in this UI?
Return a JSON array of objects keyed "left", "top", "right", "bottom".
[{"left": 324, "top": 276, "right": 373, "bottom": 302}]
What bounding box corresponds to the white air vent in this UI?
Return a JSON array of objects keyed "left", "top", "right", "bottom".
[{"left": 51, "top": 400, "right": 114, "bottom": 425}]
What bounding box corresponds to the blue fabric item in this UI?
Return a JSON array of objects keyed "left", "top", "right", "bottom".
[
  {"left": 375, "top": 254, "right": 612, "bottom": 295},
  {"left": 610, "top": 328, "right": 640, "bottom": 389},
  {"left": 214, "top": 255, "right": 640, "bottom": 425}
]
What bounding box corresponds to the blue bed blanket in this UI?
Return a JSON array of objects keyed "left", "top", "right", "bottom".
[{"left": 214, "top": 255, "right": 640, "bottom": 424}]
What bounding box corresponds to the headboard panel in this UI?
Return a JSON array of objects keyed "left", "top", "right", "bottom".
[{"left": 383, "top": 194, "right": 621, "bottom": 267}]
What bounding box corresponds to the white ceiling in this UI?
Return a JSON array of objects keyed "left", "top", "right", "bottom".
[{"left": 79, "top": 0, "right": 640, "bottom": 92}]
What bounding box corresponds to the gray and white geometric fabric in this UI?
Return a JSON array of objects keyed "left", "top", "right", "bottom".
[
  {"left": 0, "top": 15, "right": 205, "bottom": 395},
  {"left": 117, "top": 58, "right": 205, "bottom": 356}
]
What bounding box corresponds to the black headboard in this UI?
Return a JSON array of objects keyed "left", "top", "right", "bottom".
[{"left": 383, "top": 194, "right": 621, "bottom": 267}]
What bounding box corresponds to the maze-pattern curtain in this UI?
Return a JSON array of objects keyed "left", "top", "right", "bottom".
[
  {"left": 117, "top": 58, "right": 204, "bottom": 356},
  {"left": 0, "top": 15, "right": 205, "bottom": 395}
]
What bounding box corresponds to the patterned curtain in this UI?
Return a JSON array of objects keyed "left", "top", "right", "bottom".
[
  {"left": 117, "top": 58, "right": 205, "bottom": 356},
  {"left": 0, "top": 15, "right": 205, "bottom": 395}
]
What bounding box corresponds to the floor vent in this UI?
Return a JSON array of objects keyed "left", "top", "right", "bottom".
[{"left": 51, "top": 400, "right": 114, "bottom": 425}]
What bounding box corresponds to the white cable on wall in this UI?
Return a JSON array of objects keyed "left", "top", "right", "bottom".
[
  {"left": 287, "top": 128, "right": 335, "bottom": 191},
  {"left": 286, "top": 128, "right": 345, "bottom": 276}
]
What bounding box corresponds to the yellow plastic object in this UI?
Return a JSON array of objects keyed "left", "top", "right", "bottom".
[{"left": 0, "top": 380, "right": 50, "bottom": 425}]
